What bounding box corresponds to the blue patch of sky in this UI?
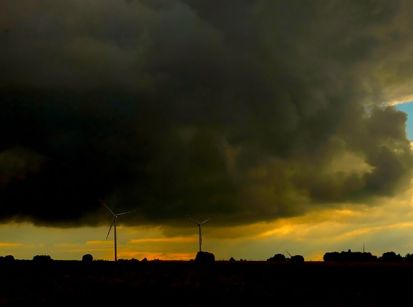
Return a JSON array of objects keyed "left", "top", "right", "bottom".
[{"left": 395, "top": 102, "right": 413, "bottom": 140}]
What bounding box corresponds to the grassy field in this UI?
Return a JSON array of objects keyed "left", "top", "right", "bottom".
[{"left": 0, "top": 260, "right": 410, "bottom": 306}]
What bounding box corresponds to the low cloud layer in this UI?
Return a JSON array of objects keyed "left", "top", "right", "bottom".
[{"left": 0, "top": 0, "right": 412, "bottom": 226}]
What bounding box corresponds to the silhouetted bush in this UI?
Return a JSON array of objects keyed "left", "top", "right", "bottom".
[
  {"left": 82, "top": 254, "right": 93, "bottom": 263},
  {"left": 141, "top": 257, "right": 148, "bottom": 262},
  {"left": 405, "top": 253, "right": 413, "bottom": 262},
  {"left": 5, "top": 255, "right": 15, "bottom": 261},
  {"left": 289, "top": 255, "right": 305, "bottom": 264},
  {"left": 324, "top": 252, "right": 339, "bottom": 262},
  {"left": 195, "top": 251, "right": 215, "bottom": 265},
  {"left": 0, "top": 255, "right": 15, "bottom": 265},
  {"left": 267, "top": 254, "right": 286, "bottom": 262},
  {"left": 229, "top": 257, "right": 236, "bottom": 263},
  {"left": 380, "top": 252, "right": 403, "bottom": 262},
  {"left": 32, "top": 255, "right": 53, "bottom": 264}
]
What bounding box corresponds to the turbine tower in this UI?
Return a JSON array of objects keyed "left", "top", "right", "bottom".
[
  {"left": 103, "top": 202, "right": 132, "bottom": 262},
  {"left": 189, "top": 217, "right": 209, "bottom": 252}
]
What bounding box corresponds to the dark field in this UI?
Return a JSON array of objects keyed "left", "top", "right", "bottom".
[{"left": 0, "top": 260, "right": 411, "bottom": 306}]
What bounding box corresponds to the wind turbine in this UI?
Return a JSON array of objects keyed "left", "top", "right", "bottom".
[
  {"left": 103, "top": 202, "right": 132, "bottom": 262},
  {"left": 189, "top": 217, "right": 209, "bottom": 252}
]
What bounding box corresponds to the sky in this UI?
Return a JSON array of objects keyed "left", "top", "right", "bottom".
[
  {"left": 395, "top": 102, "right": 413, "bottom": 139},
  {"left": 3, "top": 0, "right": 413, "bottom": 260}
]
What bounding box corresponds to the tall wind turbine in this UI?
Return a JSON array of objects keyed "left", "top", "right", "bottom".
[
  {"left": 189, "top": 217, "right": 209, "bottom": 252},
  {"left": 103, "top": 203, "right": 132, "bottom": 262}
]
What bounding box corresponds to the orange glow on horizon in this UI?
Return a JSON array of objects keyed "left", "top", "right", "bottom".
[
  {"left": 129, "top": 236, "right": 196, "bottom": 244},
  {"left": 118, "top": 251, "right": 194, "bottom": 261},
  {"left": 0, "top": 242, "right": 22, "bottom": 248}
]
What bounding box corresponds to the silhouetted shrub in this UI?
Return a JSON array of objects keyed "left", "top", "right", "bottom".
[
  {"left": 5, "top": 255, "right": 15, "bottom": 262},
  {"left": 324, "top": 252, "right": 339, "bottom": 262},
  {"left": 32, "top": 255, "right": 53, "bottom": 264},
  {"left": 0, "top": 255, "right": 15, "bottom": 265},
  {"left": 380, "top": 252, "right": 403, "bottom": 262},
  {"left": 229, "top": 257, "right": 236, "bottom": 263},
  {"left": 405, "top": 253, "right": 413, "bottom": 262},
  {"left": 195, "top": 251, "right": 215, "bottom": 265},
  {"left": 290, "top": 255, "right": 305, "bottom": 264},
  {"left": 141, "top": 257, "right": 148, "bottom": 262},
  {"left": 82, "top": 254, "right": 93, "bottom": 263},
  {"left": 267, "top": 254, "right": 286, "bottom": 262}
]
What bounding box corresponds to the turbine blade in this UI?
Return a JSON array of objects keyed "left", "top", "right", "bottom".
[
  {"left": 200, "top": 219, "right": 209, "bottom": 225},
  {"left": 102, "top": 202, "right": 115, "bottom": 216},
  {"left": 116, "top": 210, "right": 133, "bottom": 216},
  {"left": 106, "top": 220, "right": 114, "bottom": 240}
]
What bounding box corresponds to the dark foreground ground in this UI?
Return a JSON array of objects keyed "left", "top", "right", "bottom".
[{"left": 0, "top": 260, "right": 411, "bottom": 306}]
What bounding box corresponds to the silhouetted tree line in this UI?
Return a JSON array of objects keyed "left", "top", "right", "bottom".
[
  {"left": 3, "top": 250, "right": 413, "bottom": 264},
  {"left": 264, "top": 250, "right": 413, "bottom": 263},
  {"left": 323, "top": 250, "right": 411, "bottom": 262}
]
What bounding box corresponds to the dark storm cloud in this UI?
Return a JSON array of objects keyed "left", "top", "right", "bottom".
[{"left": 0, "top": 0, "right": 412, "bottom": 226}]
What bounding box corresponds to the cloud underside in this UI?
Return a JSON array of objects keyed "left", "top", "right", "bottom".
[{"left": 0, "top": 0, "right": 412, "bottom": 226}]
